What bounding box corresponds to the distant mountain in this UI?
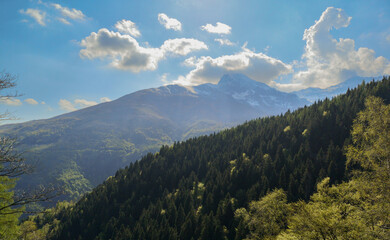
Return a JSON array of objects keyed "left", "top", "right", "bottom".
[
  {"left": 0, "top": 73, "right": 308, "bottom": 201},
  {"left": 293, "top": 76, "right": 381, "bottom": 102}
]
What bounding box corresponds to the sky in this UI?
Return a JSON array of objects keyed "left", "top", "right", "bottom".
[{"left": 0, "top": 0, "right": 389, "bottom": 123}]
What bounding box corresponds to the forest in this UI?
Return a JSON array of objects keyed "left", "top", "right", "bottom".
[{"left": 2, "top": 77, "right": 390, "bottom": 239}]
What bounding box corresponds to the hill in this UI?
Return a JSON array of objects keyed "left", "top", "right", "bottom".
[
  {"left": 38, "top": 77, "right": 390, "bottom": 239},
  {"left": 0, "top": 73, "right": 308, "bottom": 200}
]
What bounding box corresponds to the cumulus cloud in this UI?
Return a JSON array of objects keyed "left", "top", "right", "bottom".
[
  {"left": 24, "top": 98, "right": 39, "bottom": 105},
  {"left": 174, "top": 47, "right": 292, "bottom": 86},
  {"left": 115, "top": 19, "right": 141, "bottom": 37},
  {"left": 59, "top": 99, "right": 76, "bottom": 112},
  {"left": 201, "top": 22, "right": 231, "bottom": 34},
  {"left": 287, "top": 7, "right": 390, "bottom": 91},
  {"left": 161, "top": 38, "right": 208, "bottom": 56},
  {"left": 214, "top": 38, "right": 235, "bottom": 46},
  {"left": 51, "top": 3, "right": 85, "bottom": 21},
  {"left": 80, "top": 28, "right": 207, "bottom": 72},
  {"left": 0, "top": 98, "right": 22, "bottom": 106},
  {"left": 80, "top": 28, "right": 163, "bottom": 72},
  {"left": 158, "top": 13, "right": 182, "bottom": 31},
  {"left": 19, "top": 8, "right": 46, "bottom": 26}
]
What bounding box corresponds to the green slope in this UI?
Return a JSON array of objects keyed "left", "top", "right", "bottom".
[{"left": 40, "top": 77, "right": 390, "bottom": 239}]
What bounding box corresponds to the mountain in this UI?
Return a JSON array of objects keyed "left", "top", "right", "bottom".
[
  {"left": 0, "top": 73, "right": 309, "bottom": 200},
  {"left": 293, "top": 76, "right": 381, "bottom": 102},
  {"left": 38, "top": 77, "right": 390, "bottom": 239}
]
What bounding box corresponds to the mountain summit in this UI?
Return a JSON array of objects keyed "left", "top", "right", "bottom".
[
  {"left": 210, "top": 73, "right": 307, "bottom": 114},
  {"left": 0, "top": 74, "right": 308, "bottom": 201}
]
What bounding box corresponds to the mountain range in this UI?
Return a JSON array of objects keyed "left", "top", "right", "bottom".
[{"left": 0, "top": 73, "right": 309, "bottom": 200}]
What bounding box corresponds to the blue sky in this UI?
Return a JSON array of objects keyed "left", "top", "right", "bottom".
[{"left": 0, "top": 0, "right": 389, "bottom": 123}]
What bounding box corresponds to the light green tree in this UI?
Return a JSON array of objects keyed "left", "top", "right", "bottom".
[
  {"left": 235, "top": 189, "right": 289, "bottom": 240},
  {"left": 345, "top": 96, "right": 390, "bottom": 237}
]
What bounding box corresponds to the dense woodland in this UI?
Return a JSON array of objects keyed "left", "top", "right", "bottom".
[{"left": 6, "top": 77, "right": 390, "bottom": 239}]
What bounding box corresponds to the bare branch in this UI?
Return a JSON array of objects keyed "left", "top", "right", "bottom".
[
  {"left": 0, "top": 185, "right": 62, "bottom": 214},
  {"left": 0, "top": 71, "right": 22, "bottom": 122},
  {"left": 0, "top": 136, "right": 34, "bottom": 177}
]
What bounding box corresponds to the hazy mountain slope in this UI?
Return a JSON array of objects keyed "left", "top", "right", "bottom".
[
  {"left": 0, "top": 73, "right": 308, "bottom": 200},
  {"left": 45, "top": 77, "right": 390, "bottom": 240},
  {"left": 293, "top": 76, "right": 381, "bottom": 102}
]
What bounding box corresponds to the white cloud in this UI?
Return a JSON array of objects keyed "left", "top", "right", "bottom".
[
  {"left": 160, "top": 73, "right": 169, "bottom": 84},
  {"left": 386, "top": 34, "right": 390, "bottom": 42},
  {"left": 161, "top": 38, "right": 208, "bottom": 56},
  {"left": 214, "top": 38, "right": 235, "bottom": 46},
  {"left": 0, "top": 98, "right": 22, "bottom": 106},
  {"left": 59, "top": 98, "right": 99, "bottom": 112},
  {"left": 24, "top": 98, "right": 39, "bottom": 105},
  {"left": 174, "top": 47, "right": 292, "bottom": 86},
  {"left": 100, "top": 97, "right": 111, "bottom": 103},
  {"left": 57, "top": 17, "right": 70, "bottom": 25},
  {"left": 115, "top": 19, "right": 141, "bottom": 37},
  {"left": 287, "top": 7, "right": 390, "bottom": 91},
  {"left": 80, "top": 28, "right": 163, "bottom": 72},
  {"left": 158, "top": 13, "right": 182, "bottom": 31},
  {"left": 80, "top": 28, "right": 207, "bottom": 72},
  {"left": 19, "top": 8, "right": 46, "bottom": 26},
  {"left": 59, "top": 99, "right": 76, "bottom": 112},
  {"left": 74, "top": 99, "right": 97, "bottom": 108},
  {"left": 201, "top": 22, "right": 231, "bottom": 34},
  {"left": 51, "top": 3, "right": 85, "bottom": 21},
  {"left": 41, "top": 101, "right": 46, "bottom": 104}
]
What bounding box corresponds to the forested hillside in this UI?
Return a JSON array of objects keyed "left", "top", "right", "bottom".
[
  {"left": 0, "top": 74, "right": 308, "bottom": 202},
  {"left": 30, "top": 77, "right": 390, "bottom": 239}
]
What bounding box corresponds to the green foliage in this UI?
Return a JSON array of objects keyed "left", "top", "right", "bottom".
[
  {"left": 56, "top": 161, "right": 92, "bottom": 200},
  {"left": 346, "top": 96, "right": 390, "bottom": 173},
  {"left": 0, "top": 176, "right": 21, "bottom": 239},
  {"left": 19, "top": 200, "right": 74, "bottom": 239},
  {"left": 235, "top": 189, "right": 289, "bottom": 240},
  {"left": 278, "top": 179, "right": 373, "bottom": 239}
]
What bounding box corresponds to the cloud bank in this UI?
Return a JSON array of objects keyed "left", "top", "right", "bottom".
[{"left": 174, "top": 47, "right": 292, "bottom": 86}]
